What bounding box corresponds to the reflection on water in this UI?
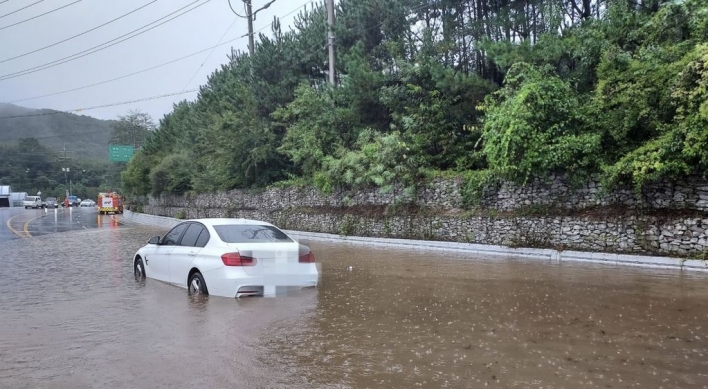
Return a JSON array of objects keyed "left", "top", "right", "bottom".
[
  {"left": 0, "top": 225, "right": 706, "bottom": 389},
  {"left": 261, "top": 245, "right": 708, "bottom": 389}
]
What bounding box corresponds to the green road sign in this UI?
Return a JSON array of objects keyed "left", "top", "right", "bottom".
[{"left": 109, "top": 145, "right": 134, "bottom": 162}]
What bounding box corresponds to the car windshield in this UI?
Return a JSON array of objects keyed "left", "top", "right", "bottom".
[
  {"left": 46, "top": 198, "right": 56, "bottom": 201},
  {"left": 213, "top": 224, "right": 293, "bottom": 243}
]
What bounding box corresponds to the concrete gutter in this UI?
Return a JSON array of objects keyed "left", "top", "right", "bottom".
[{"left": 121, "top": 210, "right": 708, "bottom": 273}]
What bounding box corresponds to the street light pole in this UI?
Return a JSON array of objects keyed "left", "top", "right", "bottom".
[
  {"left": 62, "top": 167, "right": 70, "bottom": 198},
  {"left": 327, "top": 0, "right": 336, "bottom": 85}
]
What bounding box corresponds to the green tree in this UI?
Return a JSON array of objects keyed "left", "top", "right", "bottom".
[
  {"left": 111, "top": 110, "right": 156, "bottom": 149},
  {"left": 480, "top": 63, "right": 601, "bottom": 182}
]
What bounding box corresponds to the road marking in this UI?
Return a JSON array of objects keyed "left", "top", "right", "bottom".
[
  {"left": 23, "top": 214, "right": 47, "bottom": 238},
  {"left": 6, "top": 215, "right": 26, "bottom": 239}
]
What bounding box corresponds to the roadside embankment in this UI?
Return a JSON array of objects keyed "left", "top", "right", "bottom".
[{"left": 122, "top": 210, "right": 708, "bottom": 272}]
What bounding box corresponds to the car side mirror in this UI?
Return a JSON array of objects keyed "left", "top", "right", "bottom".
[{"left": 148, "top": 236, "right": 161, "bottom": 245}]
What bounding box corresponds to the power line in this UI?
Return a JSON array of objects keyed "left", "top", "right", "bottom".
[
  {"left": 0, "top": 128, "right": 116, "bottom": 142},
  {"left": 227, "top": 0, "right": 247, "bottom": 18},
  {"left": 0, "top": 0, "right": 82, "bottom": 32},
  {"left": 0, "top": 1, "right": 156, "bottom": 64},
  {"left": 252, "top": 0, "right": 312, "bottom": 35},
  {"left": 0, "top": 0, "right": 43, "bottom": 20},
  {"left": 0, "top": 1, "right": 10, "bottom": 6},
  {"left": 0, "top": 0, "right": 212, "bottom": 81},
  {"left": 8, "top": 0, "right": 313, "bottom": 104},
  {"left": 0, "top": 89, "right": 198, "bottom": 122},
  {"left": 9, "top": 41, "right": 239, "bottom": 104},
  {"left": 176, "top": 16, "right": 240, "bottom": 97}
]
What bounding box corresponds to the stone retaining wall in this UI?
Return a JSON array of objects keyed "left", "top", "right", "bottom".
[
  {"left": 136, "top": 176, "right": 708, "bottom": 258},
  {"left": 122, "top": 210, "right": 708, "bottom": 272}
]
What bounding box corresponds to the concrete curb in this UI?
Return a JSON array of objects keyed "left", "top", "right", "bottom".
[{"left": 121, "top": 210, "right": 708, "bottom": 272}]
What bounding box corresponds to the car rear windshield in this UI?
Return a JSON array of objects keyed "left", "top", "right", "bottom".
[
  {"left": 25, "top": 196, "right": 37, "bottom": 201},
  {"left": 46, "top": 197, "right": 56, "bottom": 201},
  {"left": 213, "top": 224, "right": 293, "bottom": 243}
]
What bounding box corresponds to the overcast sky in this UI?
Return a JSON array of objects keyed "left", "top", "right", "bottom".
[{"left": 0, "top": 0, "right": 318, "bottom": 122}]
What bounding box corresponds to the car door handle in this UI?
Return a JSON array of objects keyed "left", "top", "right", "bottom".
[{"left": 188, "top": 251, "right": 197, "bottom": 257}]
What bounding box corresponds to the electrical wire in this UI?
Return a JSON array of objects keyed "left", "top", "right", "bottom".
[
  {"left": 9, "top": 39, "right": 241, "bottom": 104},
  {"left": 8, "top": 0, "right": 313, "bottom": 104},
  {"left": 0, "top": 128, "right": 117, "bottom": 141},
  {"left": 176, "top": 16, "right": 240, "bottom": 98},
  {"left": 0, "top": 1, "right": 157, "bottom": 64},
  {"left": 227, "top": 0, "right": 247, "bottom": 18},
  {"left": 0, "top": 0, "right": 82, "bottom": 32},
  {"left": 0, "top": 89, "right": 198, "bottom": 123},
  {"left": 0, "top": 0, "right": 212, "bottom": 80},
  {"left": 0, "top": 0, "right": 43, "bottom": 20}
]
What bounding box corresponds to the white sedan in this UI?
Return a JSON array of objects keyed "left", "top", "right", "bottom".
[{"left": 132, "top": 218, "right": 319, "bottom": 298}]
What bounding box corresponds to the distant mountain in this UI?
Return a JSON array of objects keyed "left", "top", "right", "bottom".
[{"left": 0, "top": 103, "right": 116, "bottom": 160}]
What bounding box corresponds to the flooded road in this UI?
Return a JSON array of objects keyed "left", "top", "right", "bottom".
[
  {"left": 0, "top": 207, "right": 109, "bottom": 241},
  {"left": 0, "top": 222, "right": 706, "bottom": 389}
]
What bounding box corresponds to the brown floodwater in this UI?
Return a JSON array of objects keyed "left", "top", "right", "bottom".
[{"left": 0, "top": 222, "right": 706, "bottom": 389}]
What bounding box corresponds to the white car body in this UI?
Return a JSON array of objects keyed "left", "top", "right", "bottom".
[
  {"left": 133, "top": 218, "right": 319, "bottom": 298},
  {"left": 79, "top": 199, "right": 96, "bottom": 207},
  {"left": 22, "top": 196, "right": 43, "bottom": 209}
]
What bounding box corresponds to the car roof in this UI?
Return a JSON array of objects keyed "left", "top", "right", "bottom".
[{"left": 184, "top": 218, "right": 276, "bottom": 227}]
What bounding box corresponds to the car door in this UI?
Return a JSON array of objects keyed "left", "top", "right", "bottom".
[
  {"left": 169, "top": 223, "right": 208, "bottom": 286},
  {"left": 148, "top": 223, "right": 188, "bottom": 283}
]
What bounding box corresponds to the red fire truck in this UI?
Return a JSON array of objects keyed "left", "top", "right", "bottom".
[{"left": 98, "top": 192, "right": 124, "bottom": 215}]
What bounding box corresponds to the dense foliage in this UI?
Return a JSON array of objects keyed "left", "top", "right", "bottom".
[{"left": 122, "top": 0, "right": 708, "bottom": 199}]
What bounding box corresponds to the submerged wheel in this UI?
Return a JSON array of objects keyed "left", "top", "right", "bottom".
[
  {"left": 134, "top": 257, "right": 146, "bottom": 281},
  {"left": 188, "top": 272, "right": 208, "bottom": 295}
]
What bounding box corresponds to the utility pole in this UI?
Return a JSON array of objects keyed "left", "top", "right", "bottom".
[
  {"left": 58, "top": 144, "right": 73, "bottom": 163},
  {"left": 327, "top": 0, "right": 336, "bottom": 85},
  {"left": 228, "top": 0, "right": 278, "bottom": 57},
  {"left": 245, "top": 0, "right": 255, "bottom": 56}
]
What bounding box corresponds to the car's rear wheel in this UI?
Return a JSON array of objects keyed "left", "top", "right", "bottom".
[
  {"left": 134, "top": 258, "right": 146, "bottom": 281},
  {"left": 188, "top": 272, "right": 208, "bottom": 295}
]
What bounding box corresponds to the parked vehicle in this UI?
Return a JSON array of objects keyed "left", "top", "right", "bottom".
[
  {"left": 45, "top": 197, "right": 58, "bottom": 208},
  {"left": 22, "top": 196, "right": 43, "bottom": 209},
  {"left": 79, "top": 199, "right": 96, "bottom": 207},
  {"left": 133, "top": 219, "right": 319, "bottom": 298},
  {"left": 67, "top": 195, "right": 80, "bottom": 207}
]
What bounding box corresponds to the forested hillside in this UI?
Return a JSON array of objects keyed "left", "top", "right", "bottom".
[
  {"left": 122, "top": 0, "right": 708, "bottom": 200},
  {"left": 0, "top": 103, "right": 114, "bottom": 160},
  {"left": 0, "top": 109, "right": 152, "bottom": 198}
]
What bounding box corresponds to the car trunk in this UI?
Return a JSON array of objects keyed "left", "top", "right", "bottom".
[{"left": 225, "top": 242, "right": 309, "bottom": 278}]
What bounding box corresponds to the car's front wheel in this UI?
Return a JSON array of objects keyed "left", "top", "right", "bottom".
[
  {"left": 134, "top": 257, "right": 146, "bottom": 281},
  {"left": 188, "top": 272, "right": 208, "bottom": 295}
]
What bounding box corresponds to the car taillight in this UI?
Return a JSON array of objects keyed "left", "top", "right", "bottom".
[
  {"left": 221, "top": 252, "right": 255, "bottom": 266},
  {"left": 299, "top": 251, "right": 315, "bottom": 263}
]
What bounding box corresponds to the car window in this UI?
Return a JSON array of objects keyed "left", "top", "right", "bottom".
[
  {"left": 213, "top": 224, "right": 293, "bottom": 243},
  {"left": 195, "top": 228, "right": 210, "bottom": 248},
  {"left": 161, "top": 223, "right": 188, "bottom": 246},
  {"left": 179, "top": 223, "right": 203, "bottom": 247}
]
